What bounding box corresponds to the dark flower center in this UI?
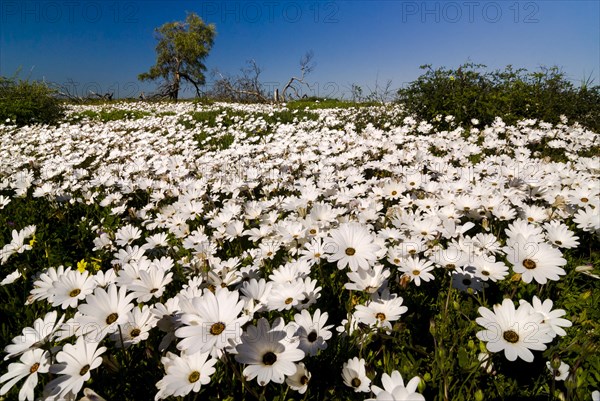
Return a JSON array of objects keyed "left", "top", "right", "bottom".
[
  {"left": 130, "top": 328, "right": 141, "bottom": 337},
  {"left": 150, "top": 288, "right": 158, "bottom": 293},
  {"left": 188, "top": 371, "right": 200, "bottom": 383},
  {"left": 106, "top": 313, "right": 118, "bottom": 324},
  {"left": 581, "top": 197, "right": 588, "bottom": 203},
  {"left": 523, "top": 259, "right": 537, "bottom": 270},
  {"left": 412, "top": 270, "right": 421, "bottom": 276},
  {"left": 80, "top": 364, "right": 90, "bottom": 376},
  {"left": 307, "top": 331, "right": 318, "bottom": 342},
  {"left": 69, "top": 288, "right": 81, "bottom": 297},
  {"left": 262, "top": 352, "right": 277, "bottom": 366},
  {"left": 391, "top": 190, "right": 397, "bottom": 196},
  {"left": 345, "top": 247, "right": 356, "bottom": 256},
  {"left": 351, "top": 377, "right": 361, "bottom": 387},
  {"left": 481, "top": 270, "right": 490, "bottom": 276},
  {"left": 300, "top": 375, "right": 309, "bottom": 385},
  {"left": 210, "top": 322, "right": 226, "bottom": 335},
  {"left": 375, "top": 312, "right": 386, "bottom": 321},
  {"left": 284, "top": 297, "right": 294, "bottom": 305},
  {"left": 503, "top": 330, "right": 519, "bottom": 343},
  {"left": 555, "top": 240, "right": 562, "bottom": 245},
  {"left": 30, "top": 362, "right": 40, "bottom": 373},
  {"left": 462, "top": 278, "right": 472, "bottom": 286}
]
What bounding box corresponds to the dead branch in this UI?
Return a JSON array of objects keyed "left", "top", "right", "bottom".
[
  {"left": 281, "top": 51, "right": 315, "bottom": 102},
  {"left": 210, "top": 60, "right": 269, "bottom": 102}
]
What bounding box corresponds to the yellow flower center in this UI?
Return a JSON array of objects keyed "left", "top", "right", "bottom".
[
  {"left": 79, "top": 364, "right": 90, "bottom": 376},
  {"left": 210, "top": 322, "right": 226, "bottom": 335},
  {"left": 106, "top": 313, "right": 118, "bottom": 324},
  {"left": 69, "top": 288, "right": 81, "bottom": 297},
  {"left": 503, "top": 330, "right": 519, "bottom": 343},
  {"left": 188, "top": 371, "right": 200, "bottom": 383},
  {"left": 30, "top": 362, "right": 40, "bottom": 373},
  {"left": 345, "top": 247, "right": 356, "bottom": 256}
]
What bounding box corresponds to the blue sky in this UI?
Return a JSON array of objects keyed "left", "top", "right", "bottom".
[{"left": 1, "top": 0, "right": 598, "bottom": 99}]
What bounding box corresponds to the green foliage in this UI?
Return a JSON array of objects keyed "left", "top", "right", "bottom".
[
  {"left": 286, "top": 97, "right": 378, "bottom": 110},
  {"left": 139, "top": 12, "right": 216, "bottom": 100},
  {"left": 0, "top": 75, "right": 64, "bottom": 126},
  {"left": 397, "top": 63, "right": 600, "bottom": 131},
  {"left": 70, "top": 108, "right": 151, "bottom": 122},
  {"left": 180, "top": 107, "right": 319, "bottom": 149}
]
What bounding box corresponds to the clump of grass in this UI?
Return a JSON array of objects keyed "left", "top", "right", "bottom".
[
  {"left": 70, "top": 108, "right": 151, "bottom": 122},
  {"left": 287, "top": 96, "right": 378, "bottom": 110},
  {"left": 0, "top": 74, "right": 65, "bottom": 126}
]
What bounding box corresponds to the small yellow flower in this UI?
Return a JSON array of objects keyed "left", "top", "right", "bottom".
[
  {"left": 77, "top": 259, "right": 88, "bottom": 273},
  {"left": 29, "top": 234, "right": 37, "bottom": 247},
  {"left": 91, "top": 258, "right": 102, "bottom": 272}
]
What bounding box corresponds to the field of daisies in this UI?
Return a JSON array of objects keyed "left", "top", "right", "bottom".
[{"left": 0, "top": 100, "right": 598, "bottom": 401}]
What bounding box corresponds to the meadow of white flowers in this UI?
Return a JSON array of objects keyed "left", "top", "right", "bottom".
[{"left": 0, "top": 101, "right": 598, "bottom": 401}]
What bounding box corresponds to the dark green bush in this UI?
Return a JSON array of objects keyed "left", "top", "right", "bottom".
[
  {"left": 70, "top": 108, "right": 151, "bottom": 122},
  {"left": 396, "top": 63, "right": 600, "bottom": 131},
  {"left": 0, "top": 75, "right": 65, "bottom": 126}
]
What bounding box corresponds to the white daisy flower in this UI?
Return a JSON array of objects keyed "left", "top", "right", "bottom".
[
  {"left": 235, "top": 317, "right": 305, "bottom": 386},
  {"left": 341, "top": 357, "right": 370, "bottom": 392},
  {"left": 293, "top": 309, "right": 333, "bottom": 356},
  {"left": 367, "top": 370, "right": 424, "bottom": 401},
  {"left": 326, "top": 222, "right": 381, "bottom": 271},
  {"left": 154, "top": 351, "right": 217, "bottom": 400},
  {"left": 176, "top": 288, "right": 248, "bottom": 355},
  {"left": 0, "top": 348, "right": 50, "bottom": 401},
  {"left": 45, "top": 335, "right": 106, "bottom": 400},
  {"left": 476, "top": 298, "right": 553, "bottom": 362}
]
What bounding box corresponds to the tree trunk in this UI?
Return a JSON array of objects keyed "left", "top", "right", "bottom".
[{"left": 171, "top": 69, "right": 181, "bottom": 101}]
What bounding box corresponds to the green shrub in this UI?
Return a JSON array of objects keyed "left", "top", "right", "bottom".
[
  {"left": 287, "top": 96, "right": 378, "bottom": 110},
  {"left": 70, "top": 108, "right": 151, "bottom": 122},
  {"left": 0, "top": 75, "right": 65, "bottom": 126},
  {"left": 396, "top": 63, "right": 600, "bottom": 131}
]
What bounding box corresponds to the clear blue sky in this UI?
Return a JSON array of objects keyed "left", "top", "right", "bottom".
[{"left": 1, "top": 0, "right": 598, "bottom": 99}]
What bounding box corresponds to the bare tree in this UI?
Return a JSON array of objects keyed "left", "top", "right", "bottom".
[
  {"left": 365, "top": 75, "right": 394, "bottom": 104},
  {"left": 89, "top": 90, "right": 114, "bottom": 100},
  {"left": 210, "top": 60, "right": 269, "bottom": 102},
  {"left": 281, "top": 51, "right": 315, "bottom": 102},
  {"left": 51, "top": 79, "right": 84, "bottom": 103}
]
